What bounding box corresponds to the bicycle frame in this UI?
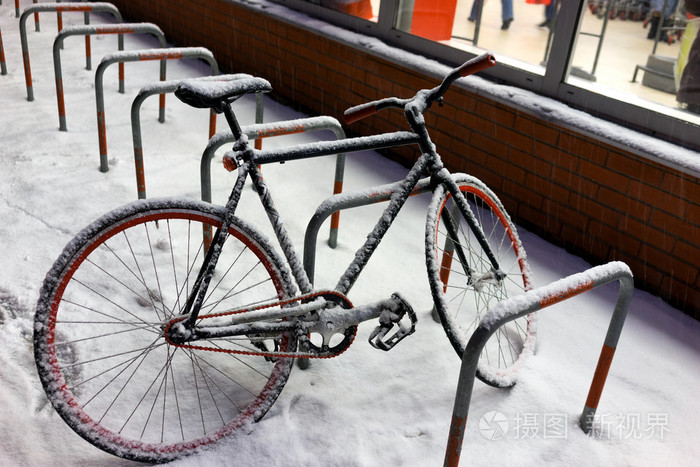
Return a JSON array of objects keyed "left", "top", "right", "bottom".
[{"left": 175, "top": 54, "right": 502, "bottom": 343}]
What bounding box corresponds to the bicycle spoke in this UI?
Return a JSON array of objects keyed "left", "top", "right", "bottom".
[
  {"left": 429, "top": 181, "right": 534, "bottom": 388},
  {"left": 59, "top": 297, "right": 162, "bottom": 334}
]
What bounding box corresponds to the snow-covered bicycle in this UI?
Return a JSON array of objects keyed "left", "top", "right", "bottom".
[{"left": 34, "top": 53, "right": 536, "bottom": 462}]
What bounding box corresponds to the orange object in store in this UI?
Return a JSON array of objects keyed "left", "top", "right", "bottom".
[{"left": 410, "top": 0, "right": 459, "bottom": 41}]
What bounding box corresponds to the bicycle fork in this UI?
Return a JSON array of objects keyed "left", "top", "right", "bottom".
[{"left": 434, "top": 170, "right": 505, "bottom": 291}]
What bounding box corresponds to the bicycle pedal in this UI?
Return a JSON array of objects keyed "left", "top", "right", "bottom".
[{"left": 369, "top": 292, "right": 417, "bottom": 351}]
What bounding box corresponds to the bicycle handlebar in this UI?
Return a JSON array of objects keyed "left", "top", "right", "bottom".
[
  {"left": 343, "top": 52, "right": 495, "bottom": 125},
  {"left": 457, "top": 52, "right": 496, "bottom": 77}
]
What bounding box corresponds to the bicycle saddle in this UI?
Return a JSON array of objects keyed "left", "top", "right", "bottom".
[{"left": 175, "top": 77, "right": 272, "bottom": 109}]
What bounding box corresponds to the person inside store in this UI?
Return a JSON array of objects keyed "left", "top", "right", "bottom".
[
  {"left": 468, "top": 0, "right": 514, "bottom": 30},
  {"left": 677, "top": 1, "right": 700, "bottom": 113}
]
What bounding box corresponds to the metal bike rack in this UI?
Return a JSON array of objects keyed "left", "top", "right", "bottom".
[
  {"left": 131, "top": 74, "right": 258, "bottom": 199},
  {"left": 199, "top": 117, "right": 348, "bottom": 251},
  {"left": 19, "top": 2, "right": 123, "bottom": 101},
  {"left": 21, "top": 0, "right": 73, "bottom": 33},
  {"left": 302, "top": 176, "right": 432, "bottom": 284},
  {"left": 95, "top": 47, "right": 219, "bottom": 172},
  {"left": 0, "top": 28, "right": 7, "bottom": 75},
  {"left": 54, "top": 23, "right": 166, "bottom": 131},
  {"left": 443, "top": 261, "right": 634, "bottom": 467},
  {"left": 200, "top": 116, "right": 347, "bottom": 205}
]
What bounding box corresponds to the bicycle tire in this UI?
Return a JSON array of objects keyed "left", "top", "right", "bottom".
[
  {"left": 425, "top": 175, "right": 535, "bottom": 388},
  {"left": 34, "top": 198, "right": 297, "bottom": 463}
]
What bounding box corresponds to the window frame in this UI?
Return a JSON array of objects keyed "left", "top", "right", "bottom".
[{"left": 271, "top": 0, "right": 699, "bottom": 151}]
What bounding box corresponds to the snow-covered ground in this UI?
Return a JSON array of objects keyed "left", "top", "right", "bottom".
[{"left": 1, "top": 4, "right": 699, "bottom": 466}]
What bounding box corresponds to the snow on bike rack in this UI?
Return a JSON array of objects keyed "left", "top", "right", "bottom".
[
  {"left": 131, "top": 74, "right": 263, "bottom": 199},
  {"left": 54, "top": 23, "right": 167, "bottom": 131},
  {"left": 95, "top": 47, "right": 219, "bottom": 172},
  {"left": 19, "top": 0, "right": 96, "bottom": 33},
  {"left": 443, "top": 261, "right": 634, "bottom": 467},
  {"left": 19, "top": 2, "right": 123, "bottom": 101}
]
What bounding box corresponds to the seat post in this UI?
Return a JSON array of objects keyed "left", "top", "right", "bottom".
[{"left": 221, "top": 101, "right": 245, "bottom": 142}]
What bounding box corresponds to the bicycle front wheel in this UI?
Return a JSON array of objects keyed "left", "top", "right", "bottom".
[
  {"left": 34, "top": 199, "right": 297, "bottom": 463},
  {"left": 426, "top": 175, "right": 535, "bottom": 388}
]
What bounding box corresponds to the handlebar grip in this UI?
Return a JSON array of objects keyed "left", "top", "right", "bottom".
[
  {"left": 344, "top": 103, "right": 378, "bottom": 125},
  {"left": 458, "top": 53, "right": 496, "bottom": 77}
]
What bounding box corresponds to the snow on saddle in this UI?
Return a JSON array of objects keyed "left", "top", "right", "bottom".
[{"left": 175, "top": 77, "right": 272, "bottom": 110}]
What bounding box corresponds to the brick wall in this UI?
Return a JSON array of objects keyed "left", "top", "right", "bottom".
[{"left": 103, "top": 0, "right": 700, "bottom": 319}]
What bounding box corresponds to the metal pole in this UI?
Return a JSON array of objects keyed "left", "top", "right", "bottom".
[
  {"left": 0, "top": 28, "right": 7, "bottom": 75},
  {"left": 53, "top": 23, "right": 166, "bottom": 131},
  {"left": 95, "top": 47, "right": 218, "bottom": 172},
  {"left": 19, "top": 3, "right": 123, "bottom": 101},
  {"left": 33, "top": 0, "right": 39, "bottom": 32},
  {"left": 131, "top": 74, "right": 251, "bottom": 199},
  {"left": 590, "top": 0, "right": 611, "bottom": 76},
  {"left": 83, "top": 12, "right": 91, "bottom": 70}
]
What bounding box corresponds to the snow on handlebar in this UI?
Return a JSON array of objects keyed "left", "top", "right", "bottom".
[{"left": 343, "top": 52, "right": 496, "bottom": 125}]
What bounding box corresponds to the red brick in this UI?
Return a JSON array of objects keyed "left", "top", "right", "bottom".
[
  {"left": 553, "top": 169, "right": 598, "bottom": 200},
  {"left": 650, "top": 208, "right": 695, "bottom": 238},
  {"left": 456, "top": 109, "right": 494, "bottom": 136},
  {"left": 560, "top": 224, "right": 611, "bottom": 260},
  {"left": 475, "top": 101, "right": 516, "bottom": 128},
  {"left": 578, "top": 160, "right": 630, "bottom": 191},
  {"left": 494, "top": 125, "right": 534, "bottom": 153},
  {"left": 543, "top": 199, "right": 586, "bottom": 232},
  {"left": 589, "top": 219, "right": 640, "bottom": 256},
  {"left": 672, "top": 239, "right": 700, "bottom": 269},
  {"left": 685, "top": 202, "right": 700, "bottom": 228},
  {"left": 518, "top": 200, "right": 563, "bottom": 234},
  {"left": 568, "top": 192, "right": 620, "bottom": 226},
  {"left": 525, "top": 173, "right": 570, "bottom": 205},
  {"left": 509, "top": 149, "right": 553, "bottom": 178},
  {"left": 598, "top": 186, "right": 652, "bottom": 221},
  {"left": 513, "top": 115, "right": 559, "bottom": 145},
  {"left": 660, "top": 171, "right": 700, "bottom": 200},
  {"left": 639, "top": 244, "right": 696, "bottom": 284},
  {"left": 470, "top": 132, "right": 508, "bottom": 157},
  {"left": 618, "top": 215, "right": 675, "bottom": 253},
  {"left": 629, "top": 180, "right": 687, "bottom": 218},
  {"left": 558, "top": 132, "right": 609, "bottom": 164}
]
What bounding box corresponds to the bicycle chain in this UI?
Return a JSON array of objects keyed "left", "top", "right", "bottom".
[{"left": 164, "top": 290, "right": 357, "bottom": 359}]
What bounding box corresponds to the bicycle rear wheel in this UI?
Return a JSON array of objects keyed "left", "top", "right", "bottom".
[
  {"left": 34, "top": 199, "right": 297, "bottom": 463},
  {"left": 426, "top": 175, "right": 535, "bottom": 388}
]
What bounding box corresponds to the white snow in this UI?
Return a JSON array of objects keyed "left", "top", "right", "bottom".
[{"left": 1, "top": 4, "right": 699, "bottom": 466}]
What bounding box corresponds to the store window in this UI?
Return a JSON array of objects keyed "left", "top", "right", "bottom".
[
  {"left": 396, "top": 0, "right": 558, "bottom": 73},
  {"left": 567, "top": 1, "right": 699, "bottom": 120},
  {"left": 280, "top": 0, "right": 699, "bottom": 147}
]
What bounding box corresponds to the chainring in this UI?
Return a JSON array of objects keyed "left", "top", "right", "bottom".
[{"left": 300, "top": 291, "right": 357, "bottom": 358}]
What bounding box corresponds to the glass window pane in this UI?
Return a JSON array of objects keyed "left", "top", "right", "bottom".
[
  {"left": 395, "top": 0, "right": 559, "bottom": 71},
  {"left": 568, "top": 1, "right": 700, "bottom": 122}
]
